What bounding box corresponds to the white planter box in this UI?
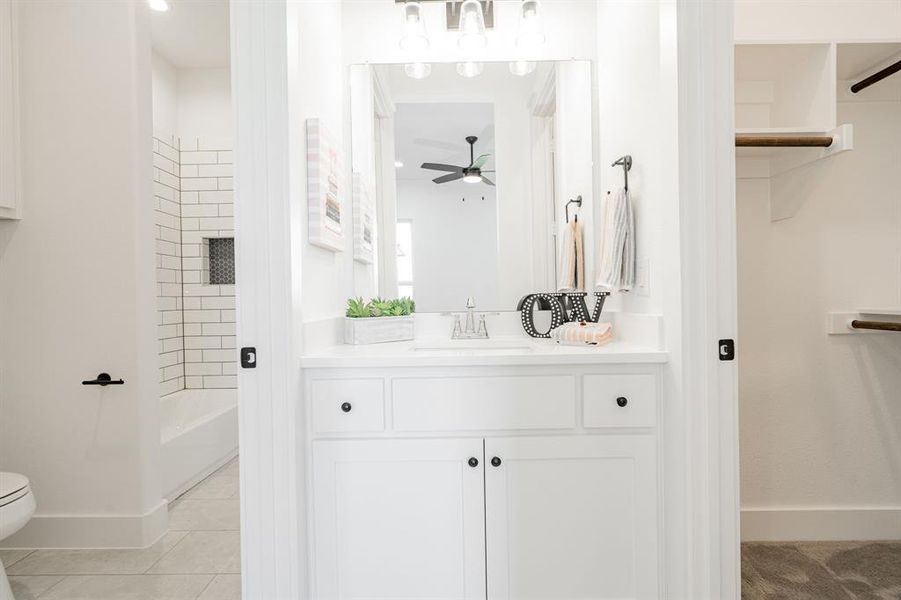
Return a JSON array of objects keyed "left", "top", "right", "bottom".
[{"left": 344, "top": 316, "right": 414, "bottom": 345}]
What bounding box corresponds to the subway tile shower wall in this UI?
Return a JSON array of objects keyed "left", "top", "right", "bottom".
[
  {"left": 154, "top": 134, "right": 185, "bottom": 397},
  {"left": 153, "top": 134, "right": 237, "bottom": 396},
  {"left": 180, "top": 137, "right": 237, "bottom": 390}
]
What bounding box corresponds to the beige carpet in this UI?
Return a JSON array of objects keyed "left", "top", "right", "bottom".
[{"left": 742, "top": 541, "right": 901, "bottom": 599}]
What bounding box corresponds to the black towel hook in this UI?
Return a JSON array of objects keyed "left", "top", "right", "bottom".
[
  {"left": 612, "top": 155, "right": 633, "bottom": 191},
  {"left": 565, "top": 196, "right": 583, "bottom": 223}
]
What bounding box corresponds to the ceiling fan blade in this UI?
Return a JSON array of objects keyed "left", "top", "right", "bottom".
[
  {"left": 471, "top": 154, "right": 491, "bottom": 169},
  {"left": 481, "top": 176, "right": 496, "bottom": 187},
  {"left": 433, "top": 172, "right": 465, "bottom": 184},
  {"left": 421, "top": 162, "right": 463, "bottom": 172}
]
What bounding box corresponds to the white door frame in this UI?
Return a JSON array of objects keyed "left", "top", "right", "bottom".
[
  {"left": 231, "top": 3, "right": 303, "bottom": 599},
  {"left": 675, "top": 0, "right": 740, "bottom": 598},
  {"left": 230, "top": 1, "right": 740, "bottom": 599}
]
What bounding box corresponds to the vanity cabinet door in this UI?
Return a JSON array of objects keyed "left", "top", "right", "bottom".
[
  {"left": 484, "top": 436, "right": 658, "bottom": 600},
  {"left": 313, "top": 438, "right": 487, "bottom": 600}
]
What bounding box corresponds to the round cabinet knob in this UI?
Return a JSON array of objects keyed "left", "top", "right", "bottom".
[
  {"left": 491, "top": 456, "right": 502, "bottom": 467},
  {"left": 468, "top": 457, "right": 479, "bottom": 468},
  {"left": 616, "top": 397, "right": 628, "bottom": 408},
  {"left": 340, "top": 402, "right": 352, "bottom": 413}
]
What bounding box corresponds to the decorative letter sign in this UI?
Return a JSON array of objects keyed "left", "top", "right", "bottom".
[{"left": 518, "top": 292, "right": 610, "bottom": 338}]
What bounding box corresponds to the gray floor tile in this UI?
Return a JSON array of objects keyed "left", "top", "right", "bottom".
[
  {"left": 37, "top": 574, "right": 213, "bottom": 600},
  {"left": 0, "top": 549, "right": 34, "bottom": 568},
  {"left": 148, "top": 531, "right": 240, "bottom": 575},
  {"left": 8, "top": 575, "right": 65, "bottom": 600},
  {"left": 167, "top": 499, "right": 240, "bottom": 531},
  {"left": 182, "top": 474, "right": 239, "bottom": 501},
  {"left": 197, "top": 574, "right": 241, "bottom": 600},
  {"left": 7, "top": 532, "right": 187, "bottom": 575}
]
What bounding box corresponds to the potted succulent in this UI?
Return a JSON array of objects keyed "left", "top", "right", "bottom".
[{"left": 344, "top": 296, "right": 416, "bottom": 344}]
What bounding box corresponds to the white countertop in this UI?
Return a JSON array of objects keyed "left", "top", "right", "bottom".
[{"left": 300, "top": 337, "right": 668, "bottom": 368}]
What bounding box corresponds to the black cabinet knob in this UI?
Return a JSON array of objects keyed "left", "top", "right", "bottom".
[
  {"left": 468, "top": 457, "right": 479, "bottom": 468},
  {"left": 491, "top": 456, "right": 502, "bottom": 467},
  {"left": 340, "top": 402, "right": 352, "bottom": 413},
  {"left": 616, "top": 397, "right": 628, "bottom": 408}
]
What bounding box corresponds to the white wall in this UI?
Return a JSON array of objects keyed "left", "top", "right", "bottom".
[
  {"left": 152, "top": 51, "right": 178, "bottom": 137},
  {"left": 0, "top": 1, "right": 164, "bottom": 547},
  {"left": 290, "top": 0, "right": 351, "bottom": 326},
  {"left": 151, "top": 52, "right": 231, "bottom": 141},
  {"left": 735, "top": 0, "right": 901, "bottom": 42},
  {"left": 738, "top": 87, "right": 901, "bottom": 540},
  {"left": 397, "top": 180, "right": 499, "bottom": 311},
  {"left": 177, "top": 67, "right": 232, "bottom": 141}
]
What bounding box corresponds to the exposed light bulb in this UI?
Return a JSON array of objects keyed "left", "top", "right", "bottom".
[
  {"left": 458, "top": 0, "right": 487, "bottom": 50},
  {"left": 509, "top": 60, "right": 537, "bottom": 76},
  {"left": 463, "top": 174, "right": 482, "bottom": 184},
  {"left": 399, "top": 2, "right": 429, "bottom": 52},
  {"left": 148, "top": 0, "right": 170, "bottom": 12},
  {"left": 456, "top": 61, "right": 484, "bottom": 78},
  {"left": 516, "top": 0, "right": 546, "bottom": 48},
  {"left": 404, "top": 62, "right": 432, "bottom": 80}
]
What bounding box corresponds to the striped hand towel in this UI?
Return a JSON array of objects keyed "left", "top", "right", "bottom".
[{"left": 595, "top": 187, "right": 635, "bottom": 292}]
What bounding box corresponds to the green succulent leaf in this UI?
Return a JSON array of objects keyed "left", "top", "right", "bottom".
[{"left": 345, "top": 296, "right": 416, "bottom": 318}]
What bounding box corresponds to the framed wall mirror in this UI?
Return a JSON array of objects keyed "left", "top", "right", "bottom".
[{"left": 349, "top": 60, "right": 594, "bottom": 313}]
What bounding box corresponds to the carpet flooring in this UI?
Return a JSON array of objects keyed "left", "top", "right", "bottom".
[{"left": 742, "top": 541, "right": 901, "bottom": 599}]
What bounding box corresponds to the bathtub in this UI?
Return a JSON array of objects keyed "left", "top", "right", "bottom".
[{"left": 160, "top": 388, "right": 238, "bottom": 500}]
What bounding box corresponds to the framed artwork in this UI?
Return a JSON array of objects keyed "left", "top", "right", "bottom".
[
  {"left": 307, "top": 118, "right": 344, "bottom": 252},
  {"left": 352, "top": 172, "right": 375, "bottom": 264}
]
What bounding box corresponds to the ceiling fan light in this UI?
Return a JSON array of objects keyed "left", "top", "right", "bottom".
[
  {"left": 516, "top": 0, "right": 546, "bottom": 48},
  {"left": 148, "top": 0, "right": 170, "bottom": 12},
  {"left": 458, "top": 0, "right": 488, "bottom": 50},
  {"left": 509, "top": 60, "right": 537, "bottom": 76},
  {"left": 404, "top": 62, "right": 432, "bottom": 79},
  {"left": 399, "top": 2, "right": 429, "bottom": 51},
  {"left": 464, "top": 174, "right": 482, "bottom": 184},
  {"left": 456, "top": 61, "right": 484, "bottom": 78}
]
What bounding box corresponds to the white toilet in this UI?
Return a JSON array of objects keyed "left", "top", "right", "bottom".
[{"left": 0, "top": 472, "right": 36, "bottom": 600}]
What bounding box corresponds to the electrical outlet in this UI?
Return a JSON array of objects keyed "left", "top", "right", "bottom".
[{"left": 636, "top": 258, "right": 650, "bottom": 297}]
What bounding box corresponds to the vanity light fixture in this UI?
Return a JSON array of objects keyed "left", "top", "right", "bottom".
[
  {"left": 456, "top": 61, "right": 484, "bottom": 78},
  {"left": 509, "top": 60, "right": 537, "bottom": 76},
  {"left": 404, "top": 62, "right": 432, "bottom": 79},
  {"left": 148, "top": 0, "right": 170, "bottom": 12},
  {"left": 516, "top": 0, "right": 546, "bottom": 48},
  {"left": 458, "top": 0, "right": 488, "bottom": 50},
  {"left": 399, "top": 1, "right": 429, "bottom": 52}
]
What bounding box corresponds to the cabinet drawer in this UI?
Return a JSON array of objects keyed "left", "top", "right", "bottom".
[
  {"left": 311, "top": 379, "right": 384, "bottom": 433},
  {"left": 392, "top": 375, "right": 576, "bottom": 432},
  {"left": 583, "top": 374, "right": 656, "bottom": 428}
]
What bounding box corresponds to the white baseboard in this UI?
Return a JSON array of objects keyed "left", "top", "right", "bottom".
[
  {"left": 0, "top": 500, "right": 169, "bottom": 550},
  {"left": 741, "top": 507, "right": 901, "bottom": 541}
]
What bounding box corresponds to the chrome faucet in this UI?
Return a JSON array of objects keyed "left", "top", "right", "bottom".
[{"left": 452, "top": 297, "right": 489, "bottom": 339}]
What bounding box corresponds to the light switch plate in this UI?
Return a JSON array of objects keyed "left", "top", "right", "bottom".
[{"left": 636, "top": 258, "right": 650, "bottom": 297}]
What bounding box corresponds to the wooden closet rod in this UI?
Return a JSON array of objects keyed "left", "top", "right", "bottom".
[
  {"left": 735, "top": 135, "right": 833, "bottom": 148},
  {"left": 850, "top": 59, "right": 901, "bottom": 94},
  {"left": 851, "top": 320, "right": 901, "bottom": 332}
]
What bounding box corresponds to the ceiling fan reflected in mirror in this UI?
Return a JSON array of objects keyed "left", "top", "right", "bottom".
[{"left": 421, "top": 136, "right": 495, "bottom": 186}]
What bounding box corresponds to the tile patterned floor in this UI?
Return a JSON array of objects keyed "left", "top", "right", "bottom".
[{"left": 0, "top": 458, "right": 241, "bottom": 600}]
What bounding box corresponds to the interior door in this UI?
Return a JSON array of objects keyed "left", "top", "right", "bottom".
[
  {"left": 313, "top": 438, "right": 487, "bottom": 600},
  {"left": 485, "top": 435, "right": 658, "bottom": 600}
]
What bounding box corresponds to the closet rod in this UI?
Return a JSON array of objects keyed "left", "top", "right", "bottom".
[
  {"left": 851, "top": 320, "right": 901, "bottom": 332},
  {"left": 850, "top": 59, "right": 901, "bottom": 94},
  {"left": 735, "top": 135, "right": 833, "bottom": 148}
]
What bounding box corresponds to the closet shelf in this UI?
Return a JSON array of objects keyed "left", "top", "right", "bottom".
[{"left": 827, "top": 309, "right": 901, "bottom": 335}]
